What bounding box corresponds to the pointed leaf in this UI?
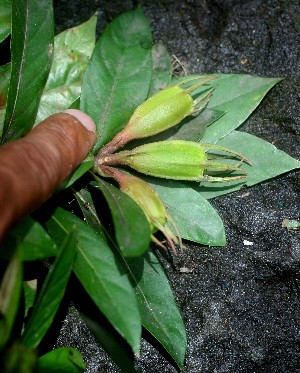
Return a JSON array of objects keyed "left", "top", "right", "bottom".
[
  {"left": 199, "top": 130, "right": 300, "bottom": 199},
  {"left": 126, "top": 251, "right": 187, "bottom": 369},
  {"left": 46, "top": 208, "right": 142, "bottom": 353},
  {"left": 1, "top": 0, "right": 53, "bottom": 143},
  {"left": 0, "top": 0, "right": 12, "bottom": 43},
  {"left": 73, "top": 189, "right": 187, "bottom": 366},
  {"left": 149, "top": 179, "right": 226, "bottom": 246},
  {"left": 0, "top": 216, "right": 57, "bottom": 261},
  {"left": 22, "top": 227, "right": 77, "bottom": 349},
  {"left": 37, "top": 347, "right": 85, "bottom": 373},
  {"left": 35, "top": 15, "right": 97, "bottom": 124},
  {"left": 80, "top": 8, "right": 153, "bottom": 152},
  {"left": 0, "top": 250, "right": 22, "bottom": 349},
  {"left": 94, "top": 177, "right": 151, "bottom": 257},
  {"left": 200, "top": 74, "right": 282, "bottom": 143}
]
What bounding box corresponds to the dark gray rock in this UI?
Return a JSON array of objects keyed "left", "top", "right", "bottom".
[{"left": 53, "top": 1, "right": 300, "bottom": 372}]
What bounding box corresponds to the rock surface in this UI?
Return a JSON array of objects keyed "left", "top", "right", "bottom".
[{"left": 54, "top": 1, "right": 300, "bottom": 372}]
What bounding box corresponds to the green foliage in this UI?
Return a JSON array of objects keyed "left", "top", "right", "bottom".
[
  {"left": 93, "top": 177, "right": 151, "bottom": 257},
  {"left": 46, "top": 207, "right": 142, "bottom": 354},
  {"left": 150, "top": 179, "right": 226, "bottom": 246},
  {"left": 1, "top": 0, "right": 53, "bottom": 143},
  {"left": 37, "top": 347, "right": 85, "bottom": 373},
  {"left": 35, "top": 14, "right": 97, "bottom": 124},
  {"left": 80, "top": 7, "right": 153, "bottom": 152},
  {"left": 22, "top": 227, "right": 77, "bottom": 348},
  {"left": 0, "top": 0, "right": 12, "bottom": 43},
  {"left": 0, "top": 3, "right": 299, "bottom": 373},
  {"left": 0, "top": 216, "right": 57, "bottom": 261},
  {"left": 125, "top": 250, "right": 187, "bottom": 369}
]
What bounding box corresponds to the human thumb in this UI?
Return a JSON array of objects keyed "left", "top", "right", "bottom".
[{"left": 0, "top": 109, "right": 96, "bottom": 238}]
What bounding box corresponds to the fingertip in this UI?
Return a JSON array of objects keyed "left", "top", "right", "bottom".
[{"left": 64, "top": 109, "right": 96, "bottom": 133}]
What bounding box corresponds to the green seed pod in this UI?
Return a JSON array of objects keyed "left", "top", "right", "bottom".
[
  {"left": 100, "top": 166, "right": 182, "bottom": 254},
  {"left": 99, "top": 76, "right": 215, "bottom": 155},
  {"left": 99, "top": 140, "right": 250, "bottom": 182}
]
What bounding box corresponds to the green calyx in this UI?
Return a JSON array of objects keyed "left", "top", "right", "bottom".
[
  {"left": 98, "top": 140, "right": 250, "bottom": 183},
  {"left": 99, "top": 76, "right": 215, "bottom": 155}
]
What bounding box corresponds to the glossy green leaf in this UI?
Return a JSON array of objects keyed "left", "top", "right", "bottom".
[
  {"left": 75, "top": 187, "right": 186, "bottom": 365},
  {"left": 58, "top": 152, "right": 94, "bottom": 191},
  {"left": 80, "top": 8, "right": 153, "bottom": 153},
  {"left": 149, "top": 179, "right": 226, "bottom": 246},
  {"left": 200, "top": 74, "right": 282, "bottom": 143},
  {"left": 0, "top": 250, "right": 22, "bottom": 349},
  {"left": 22, "top": 227, "right": 77, "bottom": 349},
  {"left": 125, "top": 251, "right": 187, "bottom": 369},
  {"left": 1, "top": 0, "right": 54, "bottom": 143},
  {"left": 94, "top": 177, "right": 151, "bottom": 257},
  {"left": 35, "top": 15, "right": 97, "bottom": 124},
  {"left": 46, "top": 208, "right": 142, "bottom": 353},
  {"left": 0, "top": 216, "right": 57, "bottom": 261},
  {"left": 199, "top": 130, "right": 300, "bottom": 199},
  {"left": 0, "top": 63, "right": 11, "bottom": 135},
  {"left": 37, "top": 347, "right": 85, "bottom": 373},
  {"left": 0, "top": 0, "right": 12, "bottom": 43},
  {"left": 148, "top": 43, "right": 171, "bottom": 96}
]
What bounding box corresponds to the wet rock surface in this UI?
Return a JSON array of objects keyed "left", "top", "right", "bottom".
[{"left": 53, "top": 1, "right": 300, "bottom": 372}]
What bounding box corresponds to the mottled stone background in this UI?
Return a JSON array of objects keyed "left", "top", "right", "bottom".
[{"left": 53, "top": 1, "right": 300, "bottom": 372}]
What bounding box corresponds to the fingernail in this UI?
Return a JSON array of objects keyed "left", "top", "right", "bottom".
[{"left": 64, "top": 109, "right": 96, "bottom": 133}]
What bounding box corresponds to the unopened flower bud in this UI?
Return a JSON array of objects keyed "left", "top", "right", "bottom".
[
  {"left": 99, "top": 76, "right": 216, "bottom": 155},
  {"left": 99, "top": 140, "right": 250, "bottom": 183},
  {"left": 101, "top": 166, "right": 182, "bottom": 254}
]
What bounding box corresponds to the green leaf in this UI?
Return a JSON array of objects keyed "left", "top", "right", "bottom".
[
  {"left": 1, "top": 0, "right": 54, "bottom": 143},
  {"left": 58, "top": 153, "right": 94, "bottom": 191},
  {"left": 199, "top": 131, "right": 300, "bottom": 199},
  {"left": 0, "top": 216, "right": 57, "bottom": 261},
  {"left": 197, "top": 74, "right": 282, "bottom": 143},
  {"left": 74, "top": 188, "right": 186, "bottom": 366},
  {"left": 126, "top": 251, "right": 187, "bottom": 369},
  {"left": 37, "top": 347, "right": 85, "bottom": 373},
  {"left": 80, "top": 8, "right": 153, "bottom": 153},
  {"left": 148, "top": 43, "right": 171, "bottom": 96},
  {"left": 0, "top": 0, "right": 12, "bottom": 43},
  {"left": 149, "top": 179, "right": 226, "bottom": 246},
  {"left": 0, "top": 62, "right": 11, "bottom": 136},
  {"left": 0, "top": 250, "right": 22, "bottom": 349},
  {"left": 22, "top": 226, "right": 77, "bottom": 349},
  {"left": 94, "top": 177, "right": 151, "bottom": 257},
  {"left": 46, "top": 208, "right": 142, "bottom": 354},
  {"left": 35, "top": 15, "right": 97, "bottom": 124}
]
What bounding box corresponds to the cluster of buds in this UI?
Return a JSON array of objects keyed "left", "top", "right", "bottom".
[{"left": 94, "top": 76, "right": 250, "bottom": 253}]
